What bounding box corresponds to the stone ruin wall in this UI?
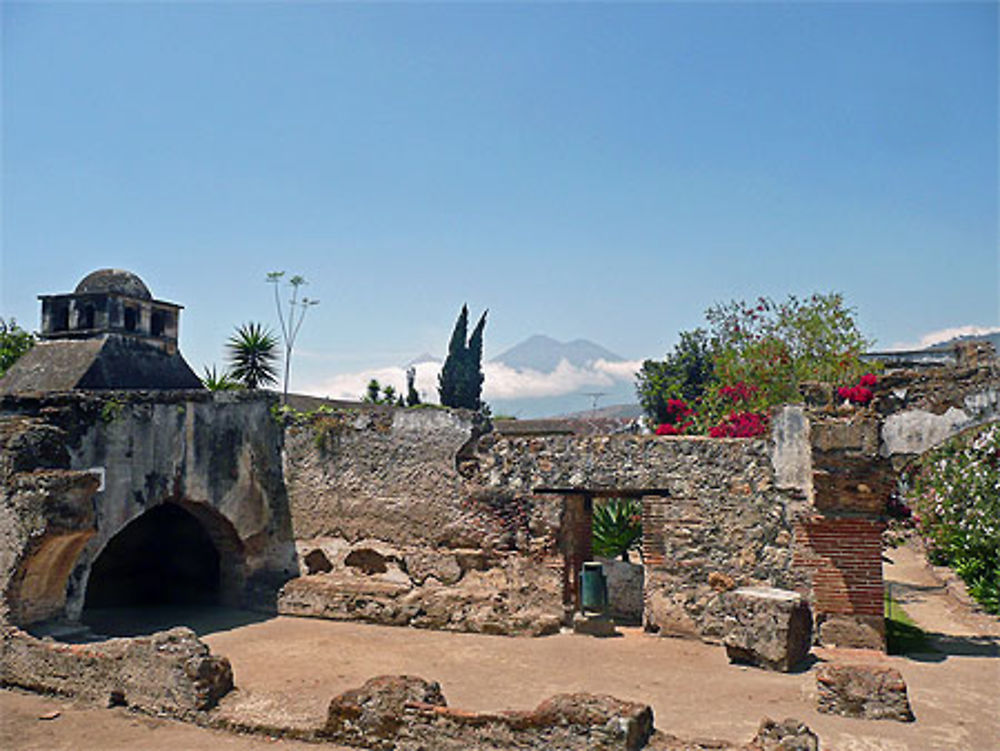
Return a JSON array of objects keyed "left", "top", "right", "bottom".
[
  {"left": 794, "top": 351, "right": 999, "bottom": 648},
  {"left": 278, "top": 406, "right": 566, "bottom": 636},
  {"left": 476, "top": 429, "right": 808, "bottom": 641},
  {"left": 0, "top": 390, "right": 296, "bottom": 629}
]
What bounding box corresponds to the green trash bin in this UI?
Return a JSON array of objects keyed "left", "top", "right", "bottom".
[{"left": 580, "top": 561, "right": 608, "bottom": 613}]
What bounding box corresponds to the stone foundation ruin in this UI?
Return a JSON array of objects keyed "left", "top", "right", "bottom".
[{"left": 0, "top": 270, "right": 997, "bottom": 743}]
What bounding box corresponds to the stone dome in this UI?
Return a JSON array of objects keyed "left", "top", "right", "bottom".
[{"left": 74, "top": 269, "right": 152, "bottom": 300}]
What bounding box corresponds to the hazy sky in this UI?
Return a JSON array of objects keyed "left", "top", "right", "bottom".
[{"left": 2, "top": 2, "right": 996, "bottom": 400}]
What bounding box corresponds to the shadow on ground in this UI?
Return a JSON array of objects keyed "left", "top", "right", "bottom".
[{"left": 73, "top": 606, "right": 274, "bottom": 640}]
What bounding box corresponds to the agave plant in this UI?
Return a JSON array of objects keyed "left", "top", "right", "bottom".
[
  {"left": 201, "top": 364, "right": 242, "bottom": 392},
  {"left": 226, "top": 322, "right": 279, "bottom": 390},
  {"left": 592, "top": 497, "right": 643, "bottom": 562}
]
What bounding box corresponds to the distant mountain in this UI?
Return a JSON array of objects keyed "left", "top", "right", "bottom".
[
  {"left": 492, "top": 335, "right": 624, "bottom": 372},
  {"left": 553, "top": 402, "right": 644, "bottom": 420},
  {"left": 926, "top": 331, "right": 1000, "bottom": 352},
  {"left": 406, "top": 352, "right": 439, "bottom": 366}
]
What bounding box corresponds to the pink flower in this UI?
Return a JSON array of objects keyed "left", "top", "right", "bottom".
[{"left": 859, "top": 373, "right": 877, "bottom": 387}]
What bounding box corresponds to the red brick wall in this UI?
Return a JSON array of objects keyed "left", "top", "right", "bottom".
[{"left": 793, "top": 516, "right": 885, "bottom": 618}]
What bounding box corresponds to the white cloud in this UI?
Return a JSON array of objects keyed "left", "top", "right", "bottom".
[
  {"left": 301, "top": 357, "right": 642, "bottom": 402},
  {"left": 891, "top": 325, "right": 1000, "bottom": 351}
]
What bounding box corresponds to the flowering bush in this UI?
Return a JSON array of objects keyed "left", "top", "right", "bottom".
[
  {"left": 708, "top": 411, "right": 769, "bottom": 438},
  {"left": 906, "top": 424, "right": 1000, "bottom": 614},
  {"left": 838, "top": 374, "right": 877, "bottom": 405}
]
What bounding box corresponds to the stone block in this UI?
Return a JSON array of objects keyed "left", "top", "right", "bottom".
[
  {"left": 573, "top": 612, "right": 617, "bottom": 637},
  {"left": 751, "top": 717, "right": 819, "bottom": 750},
  {"left": 722, "top": 587, "right": 812, "bottom": 671},
  {"left": 598, "top": 558, "right": 644, "bottom": 624},
  {"left": 816, "top": 663, "right": 914, "bottom": 722}
]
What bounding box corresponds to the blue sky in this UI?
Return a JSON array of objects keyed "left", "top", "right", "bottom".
[{"left": 2, "top": 2, "right": 996, "bottom": 405}]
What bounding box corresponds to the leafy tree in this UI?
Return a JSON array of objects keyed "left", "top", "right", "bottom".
[
  {"left": 227, "top": 322, "right": 279, "bottom": 390},
  {"left": 364, "top": 378, "right": 382, "bottom": 404},
  {"left": 405, "top": 366, "right": 421, "bottom": 407},
  {"left": 267, "top": 271, "right": 319, "bottom": 404},
  {"left": 438, "top": 305, "right": 488, "bottom": 410},
  {"left": 201, "top": 365, "right": 242, "bottom": 391},
  {"left": 635, "top": 329, "right": 714, "bottom": 425},
  {"left": 592, "top": 498, "right": 643, "bottom": 562},
  {"left": 706, "top": 293, "right": 873, "bottom": 408},
  {"left": 362, "top": 378, "right": 401, "bottom": 406},
  {"left": 0, "top": 318, "right": 35, "bottom": 377},
  {"left": 637, "top": 292, "right": 873, "bottom": 430}
]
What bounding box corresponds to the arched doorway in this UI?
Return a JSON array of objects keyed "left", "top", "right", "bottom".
[
  {"left": 81, "top": 501, "right": 246, "bottom": 635},
  {"left": 84, "top": 503, "right": 221, "bottom": 608}
]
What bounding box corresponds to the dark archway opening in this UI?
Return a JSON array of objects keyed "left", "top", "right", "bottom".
[{"left": 84, "top": 503, "right": 221, "bottom": 609}]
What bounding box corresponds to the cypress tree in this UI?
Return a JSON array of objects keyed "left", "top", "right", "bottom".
[
  {"left": 438, "top": 305, "right": 487, "bottom": 410},
  {"left": 438, "top": 305, "right": 469, "bottom": 407}
]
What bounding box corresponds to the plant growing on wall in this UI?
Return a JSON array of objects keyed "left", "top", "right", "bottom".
[
  {"left": 267, "top": 271, "right": 319, "bottom": 404},
  {"left": 202, "top": 365, "right": 242, "bottom": 391},
  {"left": 0, "top": 317, "right": 35, "bottom": 377},
  {"left": 638, "top": 292, "right": 874, "bottom": 434},
  {"left": 227, "top": 322, "right": 279, "bottom": 390},
  {"left": 592, "top": 498, "right": 643, "bottom": 562}
]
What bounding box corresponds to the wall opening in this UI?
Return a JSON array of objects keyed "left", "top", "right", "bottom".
[
  {"left": 123, "top": 306, "right": 138, "bottom": 331},
  {"left": 150, "top": 310, "right": 166, "bottom": 337},
  {"left": 83, "top": 502, "right": 222, "bottom": 610},
  {"left": 77, "top": 304, "right": 95, "bottom": 330}
]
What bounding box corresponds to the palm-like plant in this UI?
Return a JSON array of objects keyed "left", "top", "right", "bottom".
[
  {"left": 226, "top": 322, "right": 279, "bottom": 390},
  {"left": 592, "top": 498, "right": 643, "bottom": 562},
  {"left": 202, "top": 364, "right": 242, "bottom": 391}
]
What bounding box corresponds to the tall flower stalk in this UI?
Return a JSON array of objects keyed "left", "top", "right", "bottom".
[{"left": 267, "top": 271, "right": 319, "bottom": 404}]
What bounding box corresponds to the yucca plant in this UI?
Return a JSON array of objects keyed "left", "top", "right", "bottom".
[
  {"left": 201, "top": 364, "right": 242, "bottom": 391},
  {"left": 226, "top": 322, "right": 279, "bottom": 390},
  {"left": 592, "top": 498, "right": 643, "bottom": 562}
]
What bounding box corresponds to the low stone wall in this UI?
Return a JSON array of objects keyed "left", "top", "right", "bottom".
[
  {"left": 322, "top": 675, "right": 654, "bottom": 751},
  {"left": 0, "top": 626, "right": 232, "bottom": 715}
]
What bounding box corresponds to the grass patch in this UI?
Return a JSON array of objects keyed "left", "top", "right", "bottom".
[{"left": 885, "top": 589, "right": 936, "bottom": 655}]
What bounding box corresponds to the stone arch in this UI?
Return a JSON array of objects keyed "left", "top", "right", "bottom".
[{"left": 80, "top": 500, "right": 246, "bottom": 614}]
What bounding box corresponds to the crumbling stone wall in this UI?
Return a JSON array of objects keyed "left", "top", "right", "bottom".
[
  {"left": 793, "top": 349, "right": 999, "bottom": 648},
  {"left": 280, "top": 407, "right": 565, "bottom": 635},
  {"left": 0, "top": 390, "right": 295, "bottom": 627},
  {"left": 322, "top": 674, "right": 654, "bottom": 751},
  {"left": 477, "top": 432, "right": 805, "bottom": 640},
  {"left": 0, "top": 625, "right": 232, "bottom": 715}
]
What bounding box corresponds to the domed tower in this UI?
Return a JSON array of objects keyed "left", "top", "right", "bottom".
[
  {"left": 39, "top": 268, "right": 181, "bottom": 353},
  {"left": 0, "top": 269, "right": 203, "bottom": 392}
]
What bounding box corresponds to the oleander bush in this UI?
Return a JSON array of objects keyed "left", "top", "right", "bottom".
[{"left": 907, "top": 423, "right": 1000, "bottom": 614}]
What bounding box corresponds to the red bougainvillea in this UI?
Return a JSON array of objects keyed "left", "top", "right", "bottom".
[
  {"left": 719, "top": 381, "right": 758, "bottom": 403},
  {"left": 708, "top": 411, "right": 769, "bottom": 438},
  {"left": 838, "top": 373, "right": 877, "bottom": 405}
]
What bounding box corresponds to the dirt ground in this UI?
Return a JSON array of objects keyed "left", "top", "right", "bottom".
[{"left": 2, "top": 540, "right": 998, "bottom": 751}]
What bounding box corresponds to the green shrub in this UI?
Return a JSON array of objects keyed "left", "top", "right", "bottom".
[
  {"left": 907, "top": 423, "right": 1000, "bottom": 614},
  {"left": 592, "top": 498, "right": 642, "bottom": 562}
]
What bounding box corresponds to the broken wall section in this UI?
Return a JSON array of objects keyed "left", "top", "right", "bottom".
[
  {"left": 477, "top": 431, "right": 805, "bottom": 641},
  {"left": 280, "top": 406, "right": 564, "bottom": 636}
]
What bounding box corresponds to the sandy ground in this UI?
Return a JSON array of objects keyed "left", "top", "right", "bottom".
[{"left": 2, "top": 539, "right": 998, "bottom": 750}]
